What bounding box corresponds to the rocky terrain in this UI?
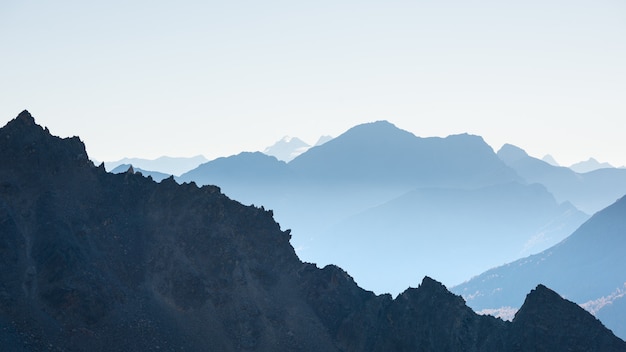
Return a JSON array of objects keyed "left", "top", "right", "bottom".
[{"left": 0, "top": 111, "right": 624, "bottom": 351}]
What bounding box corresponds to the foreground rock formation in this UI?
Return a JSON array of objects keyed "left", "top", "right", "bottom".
[{"left": 0, "top": 111, "right": 624, "bottom": 351}]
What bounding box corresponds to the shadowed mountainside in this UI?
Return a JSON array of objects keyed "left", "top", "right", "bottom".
[
  {"left": 1, "top": 111, "right": 624, "bottom": 351},
  {"left": 452, "top": 194, "right": 626, "bottom": 339}
]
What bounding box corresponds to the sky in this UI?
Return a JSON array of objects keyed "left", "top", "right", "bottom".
[{"left": 1, "top": 1, "right": 625, "bottom": 166}]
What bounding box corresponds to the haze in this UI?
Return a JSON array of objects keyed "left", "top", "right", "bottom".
[{"left": 1, "top": 1, "right": 625, "bottom": 166}]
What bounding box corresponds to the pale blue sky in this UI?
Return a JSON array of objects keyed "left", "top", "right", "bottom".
[{"left": 1, "top": 1, "right": 625, "bottom": 166}]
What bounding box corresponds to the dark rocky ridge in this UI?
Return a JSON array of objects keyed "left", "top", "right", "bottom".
[{"left": 0, "top": 111, "right": 624, "bottom": 351}]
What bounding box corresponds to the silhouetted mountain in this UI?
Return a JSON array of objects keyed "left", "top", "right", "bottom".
[
  {"left": 452, "top": 194, "right": 626, "bottom": 339},
  {"left": 105, "top": 155, "right": 207, "bottom": 176},
  {"left": 570, "top": 157, "right": 615, "bottom": 173},
  {"left": 263, "top": 136, "right": 311, "bottom": 162},
  {"left": 498, "top": 144, "right": 626, "bottom": 214},
  {"left": 319, "top": 182, "right": 588, "bottom": 294},
  {"left": 2, "top": 110, "right": 623, "bottom": 351},
  {"left": 110, "top": 163, "right": 171, "bottom": 182}
]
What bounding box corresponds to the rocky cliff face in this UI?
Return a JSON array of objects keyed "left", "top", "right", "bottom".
[{"left": 0, "top": 111, "right": 624, "bottom": 351}]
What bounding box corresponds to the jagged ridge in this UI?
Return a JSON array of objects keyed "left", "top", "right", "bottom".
[{"left": 0, "top": 111, "right": 623, "bottom": 351}]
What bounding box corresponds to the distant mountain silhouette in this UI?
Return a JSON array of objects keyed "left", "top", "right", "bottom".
[
  {"left": 3, "top": 111, "right": 623, "bottom": 350},
  {"left": 452, "top": 194, "right": 626, "bottom": 339},
  {"left": 110, "top": 163, "right": 171, "bottom": 182},
  {"left": 570, "top": 157, "right": 615, "bottom": 173},
  {"left": 105, "top": 155, "right": 207, "bottom": 176},
  {"left": 541, "top": 154, "right": 560, "bottom": 166},
  {"left": 179, "top": 121, "right": 589, "bottom": 296},
  {"left": 263, "top": 136, "right": 311, "bottom": 162},
  {"left": 498, "top": 144, "right": 626, "bottom": 214},
  {"left": 314, "top": 135, "right": 333, "bottom": 146}
]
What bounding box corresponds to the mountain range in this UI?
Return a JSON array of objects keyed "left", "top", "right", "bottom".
[
  {"left": 1, "top": 110, "right": 624, "bottom": 351},
  {"left": 177, "top": 121, "right": 590, "bottom": 293}
]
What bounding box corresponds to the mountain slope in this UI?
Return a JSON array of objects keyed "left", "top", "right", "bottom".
[
  {"left": 452, "top": 194, "right": 626, "bottom": 339},
  {"left": 1, "top": 110, "right": 623, "bottom": 351},
  {"left": 319, "top": 182, "right": 588, "bottom": 294}
]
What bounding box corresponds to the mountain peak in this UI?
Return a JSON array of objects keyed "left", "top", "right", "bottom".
[
  {"left": 16, "top": 109, "right": 35, "bottom": 125},
  {"left": 419, "top": 276, "right": 448, "bottom": 292},
  {"left": 541, "top": 154, "right": 560, "bottom": 166},
  {"left": 511, "top": 284, "right": 626, "bottom": 349},
  {"left": 1, "top": 111, "right": 91, "bottom": 173},
  {"left": 497, "top": 144, "right": 529, "bottom": 163}
]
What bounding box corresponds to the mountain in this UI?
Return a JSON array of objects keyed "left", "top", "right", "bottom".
[
  {"left": 289, "top": 121, "right": 521, "bottom": 188},
  {"left": 452, "top": 194, "right": 626, "bottom": 339},
  {"left": 497, "top": 144, "right": 626, "bottom": 214},
  {"left": 105, "top": 155, "right": 207, "bottom": 176},
  {"left": 318, "top": 182, "right": 588, "bottom": 294},
  {"left": 570, "top": 157, "right": 615, "bottom": 173},
  {"left": 2, "top": 110, "right": 624, "bottom": 351},
  {"left": 109, "top": 163, "right": 171, "bottom": 182},
  {"left": 263, "top": 136, "right": 311, "bottom": 162}
]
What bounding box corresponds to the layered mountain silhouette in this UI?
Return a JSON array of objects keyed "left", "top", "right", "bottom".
[
  {"left": 498, "top": 144, "right": 626, "bottom": 214},
  {"left": 1, "top": 110, "right": 624, "bottom": 351},
  {"left": 179, "top": 121, "right": 589, "bottom": 293},
  {"left": 570, "top": 157, "right": 615, "bottom": 173},
  {"left": 452, "top": 194, "right": 626, "bottom": 339},
  {"left": 105, "top": 155, "right": 207, "bottom": 176}
]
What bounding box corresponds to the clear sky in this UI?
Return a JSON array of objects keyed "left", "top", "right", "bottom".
[{"left": 1, "top": 1, "right": 625, "bottom": 166}]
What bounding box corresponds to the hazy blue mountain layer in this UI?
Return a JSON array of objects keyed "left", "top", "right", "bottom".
[
  {"left": 319, "top": 182, "right": 588, "bottom": 294},
  {"left": 179, "top": 121, "right": 589, "bottom": 292},
  {"left": 498, "top": 144, "right": 626, "bottom": 214},
  {"left": 452, "top": 194, "right": 626, "bottom": 339}
]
